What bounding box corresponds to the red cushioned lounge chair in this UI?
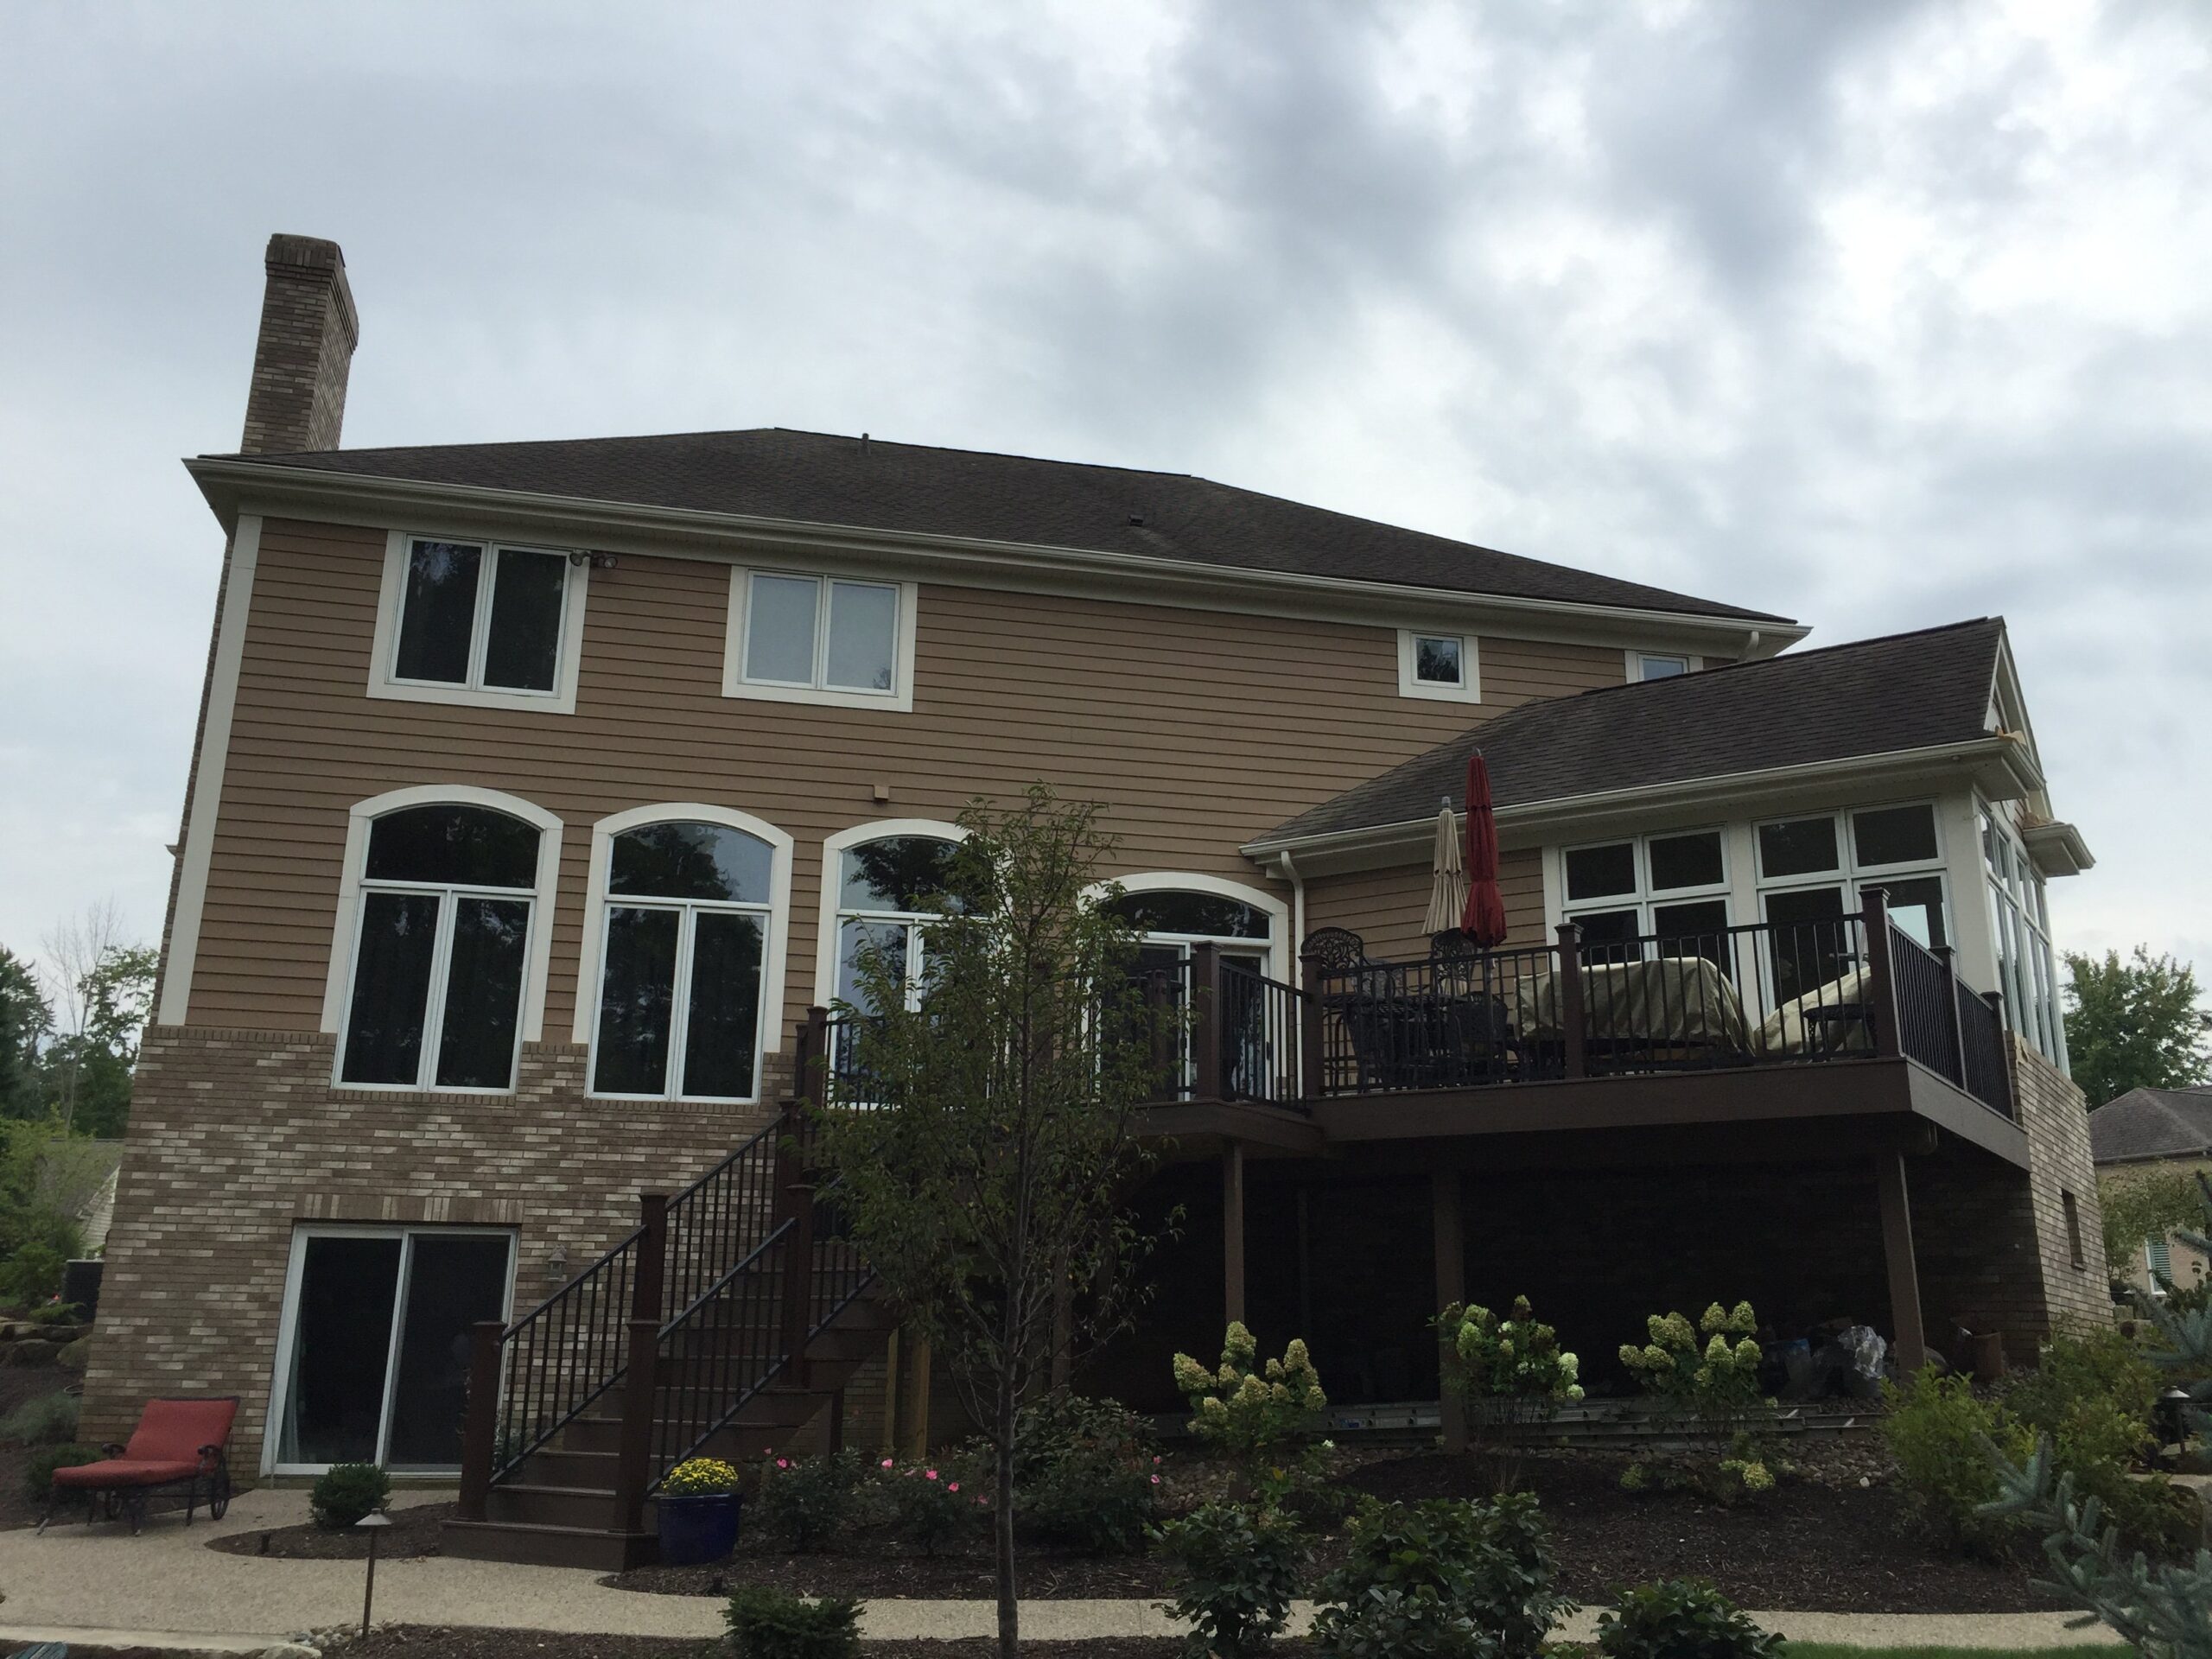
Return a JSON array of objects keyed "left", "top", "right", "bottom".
[{"left": 41, "top": 1395, "right": 238, "bottom": 1535}]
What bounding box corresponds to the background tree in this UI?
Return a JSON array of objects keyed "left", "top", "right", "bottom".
[
  {"left": 2098, "top": 1166, "right": 2209, "bottom": 1285},
  {"left": 2065, "top": 946, "right": 2210, "bottom": 1110},
  {"left": 805, "top": 785, "right": 1177, "bottom": 1659},
  {"left": 0, "top": 946, "right": 53, "bottom": 1120},
  {"left": 37, "top": 902, "right": 156, "bottom": 1135}
]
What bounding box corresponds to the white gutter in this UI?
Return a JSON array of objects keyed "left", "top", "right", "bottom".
[
  {"left": 1243, "top": 736, "right": 2041, "bottom": 865},
  {"left": 182, "top": 456, "right": 1805, "bottom": 654}
]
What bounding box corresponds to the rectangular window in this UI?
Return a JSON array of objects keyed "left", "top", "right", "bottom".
[
  {"left": 1758, "top": 817, "right": 1840, "bottom": 879},
  {"left": 1559, "top": 830, "right": 1731, "bottom": 963},
  {"left": 1397, "top": 629, "right": 1481, "bottom": 702},
  {"left": 727, "top": 570, "right": 916, "bottom": 709},
  {"left": 1753, "top": 802, "right": 1948, "bottom": 1010},
  {"left": 270, "top": 1226, "right": 514, "bottom": 1474},
  {"left": 1634, "top": 652, "right": 1691, "bottom": 681},
  {"left": 373, "top": 534, "right": 585, "bottom": 712},
  {"left": 2063, "top": 1191, "right": 2086, "bottom": 1269}
]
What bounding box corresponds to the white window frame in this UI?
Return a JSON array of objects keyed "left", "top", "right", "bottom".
[
  {"left": 368, "top": 531, "right": 589, "bottom": 714},
  {"left": 813, "top": 820, "right": 969, "bottom": 1011},
  {"left": 321, "top": 786, "right": 563, "bottom": 1093},
  {"left": 1396, "top": 629, "right": 1481, "bottom": 704},
  {"left": 723, "top": 568, "right": 918, "bottom": 711},
  {"left": 575, "top": 804, "right": 796, "bottom": 1105},
  {"left": 1626, "top": 650, "right": 1701, "bottom": 683},
  {"left": 1558, "top": 828, "right": 1732, "bottom": 948},
  {"left": 1753, "top": 801, "right": 1950, "bottom": 955},
  {"left": 1089, "top": 872, "right": 1292, "bottom": 985},
  {"left": 263, "top": 1222, "right": 517, "bottom": 1478},
  {"left": 1980, "top": 799, "right": 2068, "bottom": 1070}
]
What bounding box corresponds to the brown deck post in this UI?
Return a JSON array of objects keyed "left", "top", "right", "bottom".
[
  {"left": 1553, "top": 924, "right": 1586, "bottom": 1078},
  {"left": 456, "top": 1319, "right": 503, "bottom": 1522},
  {"left": 1432, "top": 1168, "right": 1468, "bottom": 1453},
  {"left": 1981, "top": 989, "right": 2015, "bottom": 1116},
  {"left": 632, "top": 1192, "right": 669, "bottom": 1324},
  {"left": 1860, "top": 888, "right": 1903, "bottom": 1059},
  {"left": 1874, "top": 1148, "right": 1929, "bottom": 1374},
  {"left": 1298, "top": 950, "right": 1325, "bottom": 1100},
  {"left": 1933, "top": 945, "right": 1969, "bottom": 1085},
  {"left": 801, "top": 1005, "right": 831, "bottom": 1110},
  {"left": 1222, "top": 1139, "right": 1247, "bottom": 1326},
  {"left": 1191, "top": 943, "right": 1224, "bottom": 1102},
  {"left": 612, "top": 1315, "right": 661, "bottom": 1536},
  {"left": 779, "top": 1157, "right": 819, "bottom": 1370}
]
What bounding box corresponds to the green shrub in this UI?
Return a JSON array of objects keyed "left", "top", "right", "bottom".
[
  {"left": 1436, "top": 1296, "right": 1583, "bottom": 1492},
  {"left": 25, "top": 1442, "right": 99, "bottom": 1502},
  {"left": 1155, "top": 1500, "right": 1305, "bottom": 1657},
  {"left": 723, "top": 1584, "right": 861, "bottom": 1659},
  {"left": 874, "top": 1455, "right": 983, "bottom": 1555},
  {"left": 1595, "top": 1577, "right": 1782, "bottom": 1659},
  {"left": 2003, "top": 1326, "right": 2197, "bottom": 1559},
  {"left": 25, "top": 1298, "right": 86, "bottom": 1327},
  {"left": 1010, "top": 1392, "right": 1161, "bottom": 1553},
  {"left": 0, "top": 1389, "right": 79, "bottom": 1446},
  {"left": 308, "top": 1462, "right": 391, "bottom": 1530},
  {"left": 1882, "top": 1366, "right": 2032, "bottom": 1556},
  {"left": 0, "top": 1242, "right": 67, "bottom": 1306},
  {"left": 1173, "top": 1321, "right": 1326, "bottom": 1466},
  {"left": 753, "top": 1448, "right": 867, "bottom": 1552},
  {"left": 1312, "top": 1494, "right": 1573, "bottom": 1659}
]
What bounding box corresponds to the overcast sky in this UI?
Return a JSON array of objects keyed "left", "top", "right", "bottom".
[{"left": 2, "top": 1, "right": 2206, "bottom": 1007}]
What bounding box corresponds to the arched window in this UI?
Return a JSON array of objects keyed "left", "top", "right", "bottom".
[
  {"left": 1102, "top": 883, "right": 1281, "bottom": 982},
  {"left": 339, "top": 803, "right": 543, "bottom": 1090},
  {"left": 831, "top": 831, "right": 964, "bottom": 1014},
  {"left": 590, "top": 817, "right": 784, "bottom": 1101}
]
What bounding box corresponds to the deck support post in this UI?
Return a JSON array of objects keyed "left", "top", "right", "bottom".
[
  {"left": 1875, "top": 1147, "right": 1929, "bottom": 1375},
  {"left": 1223, "top": 1139, "right": 1247, "bottom": 1327},
  {"left": 1298, "top": 952, "right": 1325, "bottom": 1099},
  {"left": 612, "top": 1315, "right": 659, "bottom": 1538},
  {"left": 1432, "top": 1168, "right": 1468, "bottom": 1453}
]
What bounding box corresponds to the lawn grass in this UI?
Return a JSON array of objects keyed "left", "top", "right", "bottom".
[{"left": 1783, "top": 1645, "right": 2123, "bottom": 1658}]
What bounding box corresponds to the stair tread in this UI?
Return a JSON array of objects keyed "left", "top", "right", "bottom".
[{"left": 445, "top": 1518, "right": 648, "bottom": 1540}]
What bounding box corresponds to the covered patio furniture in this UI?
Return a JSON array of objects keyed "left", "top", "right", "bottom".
[
  {"left": 42, "top": 1395, "right": 238, "bottom": 1535},
  {"left": 1754, "top": 966, "right": 1872, "bottom": 1058},
  {"left": 1510, "top": 954, "right": 1754, "bottom": 1069}
]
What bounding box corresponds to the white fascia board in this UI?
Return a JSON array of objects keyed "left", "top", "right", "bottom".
[
  {"left": 2023, "top": 818, "right": 2095, "bottom": 877},
  {"left": 1243, "top": 737, "right": 2038, "bottom": 874},
  {"left": 182, "top": 458, "right": 1806, "bottom": 656}
]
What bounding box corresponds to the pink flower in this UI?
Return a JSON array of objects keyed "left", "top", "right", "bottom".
[
  {"left": 775, "top": 1459, "right": 789, "bottom": 1470},
  {"left": 948, "top": 1482, "right": 959, "bottom": 1492},
  {"left": 925, "top": 1469, "right": 938, "bottom": 1479},
  {"left": 881, "top": 1459, "right": 893, "bottom": 1469},
  {"left": 1150, "top": 1475, "right": 1161, "bottom": 1484}
]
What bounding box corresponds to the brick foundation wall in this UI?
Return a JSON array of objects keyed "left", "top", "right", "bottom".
[
  {"left": 82, "top": 1026, "right": 782, "bottom": 1464},
  {"left": 2011, "top": 1035, "right": 2112, "bottom": 1330}
]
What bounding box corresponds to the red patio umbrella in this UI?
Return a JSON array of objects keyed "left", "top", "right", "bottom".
[{"left": 1459, "top": 751, "right": 1509, "bottom": 947}]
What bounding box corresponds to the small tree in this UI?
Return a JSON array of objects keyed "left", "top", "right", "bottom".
[
  {"left": 1435, "top": 1295, "right": 1583, "bottom": 1491},
  {"left": 2100, "top": 1166, "right": 2209, "bottom": 1287},
  {"left": 804, "top": 785, "right": 1178, "bottom": 1659},
  {"left": 2067, "top": 946, "right": 2210, "bottom": 1112}
]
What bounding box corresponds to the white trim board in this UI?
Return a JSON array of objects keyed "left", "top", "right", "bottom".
[
  {"left": 157, "top": 513, "right": 261, "bottom": 1027},
  {"left": 1089, "top": 870, "right": 1293, "bottom": 984},
  {"left": 366, "top": 530, "right": 590, "bottom": 715},
  {"left": 723, "top": 568, "right": 919, "bottom": 712}
]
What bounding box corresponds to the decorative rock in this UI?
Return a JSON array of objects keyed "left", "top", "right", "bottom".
[
  {"left": 2, "top": 1340, "right": 59, "bottom": 1368},
  {"left": 257, "top": 1645, "right": 320, "bottom": 1659},
  {"left": 57, "top": 1335, "right": 92, "bottom": 1370}
]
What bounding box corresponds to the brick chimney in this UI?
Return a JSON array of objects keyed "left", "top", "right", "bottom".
[{"left": 238, "top": 233, "right": 358, "bottom": 454}]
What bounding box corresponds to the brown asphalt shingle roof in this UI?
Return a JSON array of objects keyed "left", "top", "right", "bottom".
[
  {"left": 1259, "top": 618, "right": 2009, "bottom": 842},
  {"left": 2090, "top": 1086, "right": 2212, "bottom": 1161},
  {"left": 215, "top": 427, "right": 1787, "bottom": 624}
]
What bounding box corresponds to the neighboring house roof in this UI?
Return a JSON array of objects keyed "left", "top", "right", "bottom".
[
  {"left": 1257, "top": 617, "right": 2011, "bottom": 846},
  {"left": 2090, "top": 1086, "right": 2212, "bottom": 1166},
  {"left": 212, "top": 427, "right": 1789, "bottom": 625}
]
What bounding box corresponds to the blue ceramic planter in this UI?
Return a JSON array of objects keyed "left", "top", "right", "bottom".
[{"left": 658, "top": 1491, "right": 741, "bottom": 1565}]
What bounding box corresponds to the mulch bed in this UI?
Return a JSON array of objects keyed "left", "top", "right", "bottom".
[
  {"left": 207, "top": 1497, "right": 458, "bottom": 1559},
  {"left": 1344, "top": 1439, "right": 2056, "bottom": 1614},
  {"left": 615, "top": 1438, "right": 2053, "bottom": 1616}
]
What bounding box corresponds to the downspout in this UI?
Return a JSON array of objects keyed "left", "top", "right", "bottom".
[{"left": 1275, "top": 849, "right": 1306, "bottom": 988}]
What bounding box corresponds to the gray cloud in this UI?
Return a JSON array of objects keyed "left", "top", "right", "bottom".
[{"left": 1, "top": 0, "right": 2206, "bottom": 1005}]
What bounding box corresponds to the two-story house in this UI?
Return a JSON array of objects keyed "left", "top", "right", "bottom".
[{"left": 84, "top": 234, "right": 2105, "bottom": 1567}]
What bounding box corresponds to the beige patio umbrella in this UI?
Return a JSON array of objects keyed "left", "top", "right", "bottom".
[{"left": 1421, "top": 797, "right": 1466, "bottom": 935}]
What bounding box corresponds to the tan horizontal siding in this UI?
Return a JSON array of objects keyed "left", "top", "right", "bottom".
[
  {"left": 189, "top": 518, "right": 1623, "bottom": 1043},
  {"left": 1302, "top": 848, "right": 1546, "bottom": 964}
]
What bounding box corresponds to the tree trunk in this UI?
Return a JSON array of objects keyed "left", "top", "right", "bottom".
[{"left": 995, "top": 1369, "right": 1020, "bottom": 1659}]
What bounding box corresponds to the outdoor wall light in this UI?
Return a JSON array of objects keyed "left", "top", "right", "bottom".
[{"left": 545, "top": 1248, "right": 569, "bottom": 1287}]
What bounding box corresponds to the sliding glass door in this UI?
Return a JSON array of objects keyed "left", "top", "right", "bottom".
[{"left": 269, "top": 1226, "right": 515, "bottom": 1474}]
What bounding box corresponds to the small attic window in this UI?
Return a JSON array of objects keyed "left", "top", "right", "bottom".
[{"left": 1397, "top": 630, "right": 1480, "bottom": 703}]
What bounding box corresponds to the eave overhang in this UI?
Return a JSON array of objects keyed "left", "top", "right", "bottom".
[
  {"left": 2022, "top": 818, "right": 2095, "bottom": 878},
  {"left": 182, "top": 455, "right": 1807, "bottom": 656},
  {"left": 1243, "top": 735, "right": 2044, "bottom": 875}
]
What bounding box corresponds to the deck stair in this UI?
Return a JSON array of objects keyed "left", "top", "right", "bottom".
[{"left": 444, "top": 1043, "right": 883, "bottom": 1570}]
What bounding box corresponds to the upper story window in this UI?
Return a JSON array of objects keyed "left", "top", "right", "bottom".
[
  {"left": 1397, "top": 630, "right": 1481, "bottom": 704},
  {"left": 590, "top": 818, "right": 785, "bottom": 1103},
  {"left": 1982, "top": 803, "right": 2065, "bottom": 1069},
  {"left": 1560, "top": 829, "right": 1730, "bottom": 964},
  {"left": 338, "top": 803, "right": 543, "bottom": 1092},
  {"left": 1755, "top": 802, "right": 1946, "bottom": 1003},
  {"left": 371, "top": 535, "right": 588, "bottom": 714},
  {"left": 1630, "top": 652, "right": 1694, "bottom": 682},
  {"left": 724, "top": 569, "right": 918, "bottom": 711}
]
